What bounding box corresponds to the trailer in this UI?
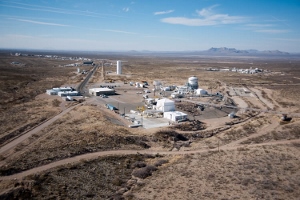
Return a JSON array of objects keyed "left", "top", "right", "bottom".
[{"left": 106, "top": 104, "right": 117, "bottom": 111}]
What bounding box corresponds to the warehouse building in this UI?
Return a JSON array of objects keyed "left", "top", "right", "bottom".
[
  {"left": 156, "top": 98, "right": 175, "bottom": 112},
  {"left": 58, "top": 91, "right": 79, "bottom": 97},
  {"left": 46, "top": 87, "right": 74, "bottom": 95},
  {"left": 89, "top": 88, "right": 115, "bottom": 96}
]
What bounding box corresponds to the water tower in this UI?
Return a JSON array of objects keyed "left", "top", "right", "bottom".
[{"left": 117, "top": 60, "right": 122, "bottom": 75}]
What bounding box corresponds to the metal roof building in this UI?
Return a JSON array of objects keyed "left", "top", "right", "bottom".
[{"left": 89, "top": 88, "right": 115, "bottom": 96}]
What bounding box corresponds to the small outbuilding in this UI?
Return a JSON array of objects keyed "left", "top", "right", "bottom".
[
  {"left": 195, "top": 88, "right": 208, "bottom": 96},
  {"left": 164, "top": 111, "right": 188, "bottom": 122}
]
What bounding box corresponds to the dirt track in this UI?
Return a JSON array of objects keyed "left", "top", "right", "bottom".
[
  {"left": 1, "top": 138, "right": 299, "bottom": 181},
  {"left": 0, "top": 102, "right": 88, "bottom": 157}
]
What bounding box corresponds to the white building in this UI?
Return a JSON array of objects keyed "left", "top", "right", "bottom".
[
  {"left": 164, "top": 111, "right": 188, "bottom": 122},
  {"left": 89, "top": 88, "right": 115, "bottom": 96},
  {"left": 46, "top": 89, "right": 58, "bottom": 95},
  {"left": 46, "top": 87, "right": 73, "bottom": 95},
  {"left": 195, "top": 88, "right": 208, "bottom": 96},
  {"left": 58, "top": 91, "right": 79, "bottom": 97},
  {"left": 53, "top": 87, "right": 73, "bottom": 92},
  {"left": 156, "top": 98, "right": 175, "bottom": 112}
]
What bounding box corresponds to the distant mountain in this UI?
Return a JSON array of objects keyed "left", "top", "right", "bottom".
[
  {"left": 205, "top": 47, "right": 289, "bottom": 55},
  {"left": 207, "top": 47, "right": 249, "bottom": 54}
]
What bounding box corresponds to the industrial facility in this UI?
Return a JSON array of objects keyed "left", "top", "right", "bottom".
[{"left": 46, "top": 87, "right": 80, "bottom": 99}]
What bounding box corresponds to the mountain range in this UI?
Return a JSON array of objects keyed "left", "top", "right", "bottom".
[{"left": 205, "top": 47, "right": 289, "bottom": 55}]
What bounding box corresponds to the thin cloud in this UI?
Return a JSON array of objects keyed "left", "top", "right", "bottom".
[
  {"left": 246, "top": 24, "right": 274, "bottom": 27},
  {"left": 0, "top": 1, "right": 123, "bottom": 18},
  {"left": 143, "top": 35, "right": 189, "bottom": 41},
  {"left": 154, "top": 10, "right": 174, "bottom": 15},
  {"left": 103, "top": 29, "right": 136, "bottom": 34},
  {"left": 161, "top": 5, "right": 246, "bottom": 26},
  {"left": 123, "top": 7, "right": 130, "bottom": 12},
  {"left": 272, "top": 38, "right": 300, "bottom": 42},
  {"left": 5, "top": 34, "right": 34, "bottom": 38},
  {"left": 8, "top": 18, "right": 69, "bottom": 27},
  {"left": 255, "top": 29, "right": 290, "bottom": 34}
]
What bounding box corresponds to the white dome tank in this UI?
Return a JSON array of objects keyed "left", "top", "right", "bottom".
[{"left": 188, "top": 76, "right": 198, "bottom": 89}]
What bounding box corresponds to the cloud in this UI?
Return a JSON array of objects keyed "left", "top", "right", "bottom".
[
  {"left": 272, "top": 38, "right": 300, "bottom": 42},
  {"left": 144, "top": 35, "right": 188, "bottom": 41},
  {"left": 5, "top": 34, "right": 34, "bottom": 38},
  {"left": 161, "top": 5, "right": 246, "bottom": 26},
  {"left": 246, "top": 24, "right": 274, "bottom": 27},
  {"left": 154, "top": 10, "right": 174, "bottom": 15},
  {"left": 123, "top": 7, "right": 129, "bottom": 12},
  {"left": 0, "top": 1, "right": 123, "bottom": 18},
  {"left": 255, "top": 29, "right": 290, "bottom": 34},
  {"left": 244, "top": 24, "right": 289, "bottom": 34},
  {"left": 8, "top": 18, "right": 69, "bottom": 27},
  {"left": 103, "top": 29, "right": 137, "bottom": 34}
]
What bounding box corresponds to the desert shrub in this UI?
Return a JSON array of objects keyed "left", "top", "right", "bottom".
[
  {"left": 155, "top": 130, "right": 188, "bottom": 142},
  {"left": 52, "top": 99, "right": 61, "bottom": 107},
  {"left": 154, "top": 159, "right": 168, "bottom": 167},
  {"left": 131, "top": 161, "right": 146, "bottom": 169},
  {"left": 132, "top": 165, "right": 157, "bottom": 179},
  {"left": 112, "top": 177, "right": 123, "bottom": 186}
]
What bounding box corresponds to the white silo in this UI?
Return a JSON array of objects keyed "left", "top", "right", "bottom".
[
  {"left": 188, "top": 76, "right": 198, "bottom": 89},
  {"left": 77, "top": 68, "right": 80, "bottom": 73},
  {"left": 117, "top": 60, "right": 122, "bottom": 75}
]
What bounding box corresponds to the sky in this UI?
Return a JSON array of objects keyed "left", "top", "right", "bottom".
[{"left": 0, "top": 0, "right": 300, "bottom": 52}]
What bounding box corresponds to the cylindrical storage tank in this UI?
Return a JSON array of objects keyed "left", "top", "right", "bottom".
[
  {"left": 117, "top": 60, "right": 122, "bottom": 75},
  {"left": 77, "top": 68, "right": 80, "bottom": 73},
  {"left": 188, "top": 76, "right": 198, "bottom": 89}
]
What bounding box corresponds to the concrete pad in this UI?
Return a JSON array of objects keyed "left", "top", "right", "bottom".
[{"left": 127, "top": 113, "right": 170, "bottom": 129}]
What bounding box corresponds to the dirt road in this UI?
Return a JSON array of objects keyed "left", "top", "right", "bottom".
[
  {"left": 0, "top": 102, "right": 86, "bottom": 156},
  {"left": 1, "top": 138, "right": 299, "bottom": 181}
]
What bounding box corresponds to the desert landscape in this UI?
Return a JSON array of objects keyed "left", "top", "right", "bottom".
[{"left": 0, "top": 50, "right": 299, "bottom": 199}]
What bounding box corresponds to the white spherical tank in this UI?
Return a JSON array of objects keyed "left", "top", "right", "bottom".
[
  {"left": 188, "top": 76, "right": 198, "bottom": 89},
  {"left": 117, "top": 60, "right": 122, "bottom": 75}
]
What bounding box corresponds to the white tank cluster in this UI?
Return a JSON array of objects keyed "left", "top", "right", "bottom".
[
  {"left": 188, "top": 76, "right": 198, "bottom": 89},
  {"left": 117, "top": 60, "right": 122, "bottom": 75}
]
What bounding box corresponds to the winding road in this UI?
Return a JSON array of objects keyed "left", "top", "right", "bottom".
[{"left": 1, "top": 138, "right": 299, "bottom": 180}]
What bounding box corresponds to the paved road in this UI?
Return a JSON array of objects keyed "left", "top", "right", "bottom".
[{"left": 77, "top": 65, "right": 98, "bottom": 95}]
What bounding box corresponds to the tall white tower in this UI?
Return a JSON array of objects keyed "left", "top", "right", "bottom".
[{"left": 117, "top": 60, "right": 122, "bottom": 75}]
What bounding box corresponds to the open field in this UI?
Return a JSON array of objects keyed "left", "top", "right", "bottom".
[{"left": 0, "top": 52, "right": 299, "bottom": 199}]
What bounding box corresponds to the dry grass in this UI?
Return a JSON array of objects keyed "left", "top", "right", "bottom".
[
  {"left": 0, "top": 105, "right": 150, "bottom": 175},
  {"left": 1, "top": 53, "right": 300, "bottom": 199},
  {"left": 0, "top": 154, "right": 164, "bottom": 199},
  {"left": 131, "top": 145, "right": 300, "bottom": 200},
  {"left": 0, "top": 99, "right": 61, "bottom": 145},
  {"left": 241, "top": 121, "right": 300, "bottom": 144}
]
